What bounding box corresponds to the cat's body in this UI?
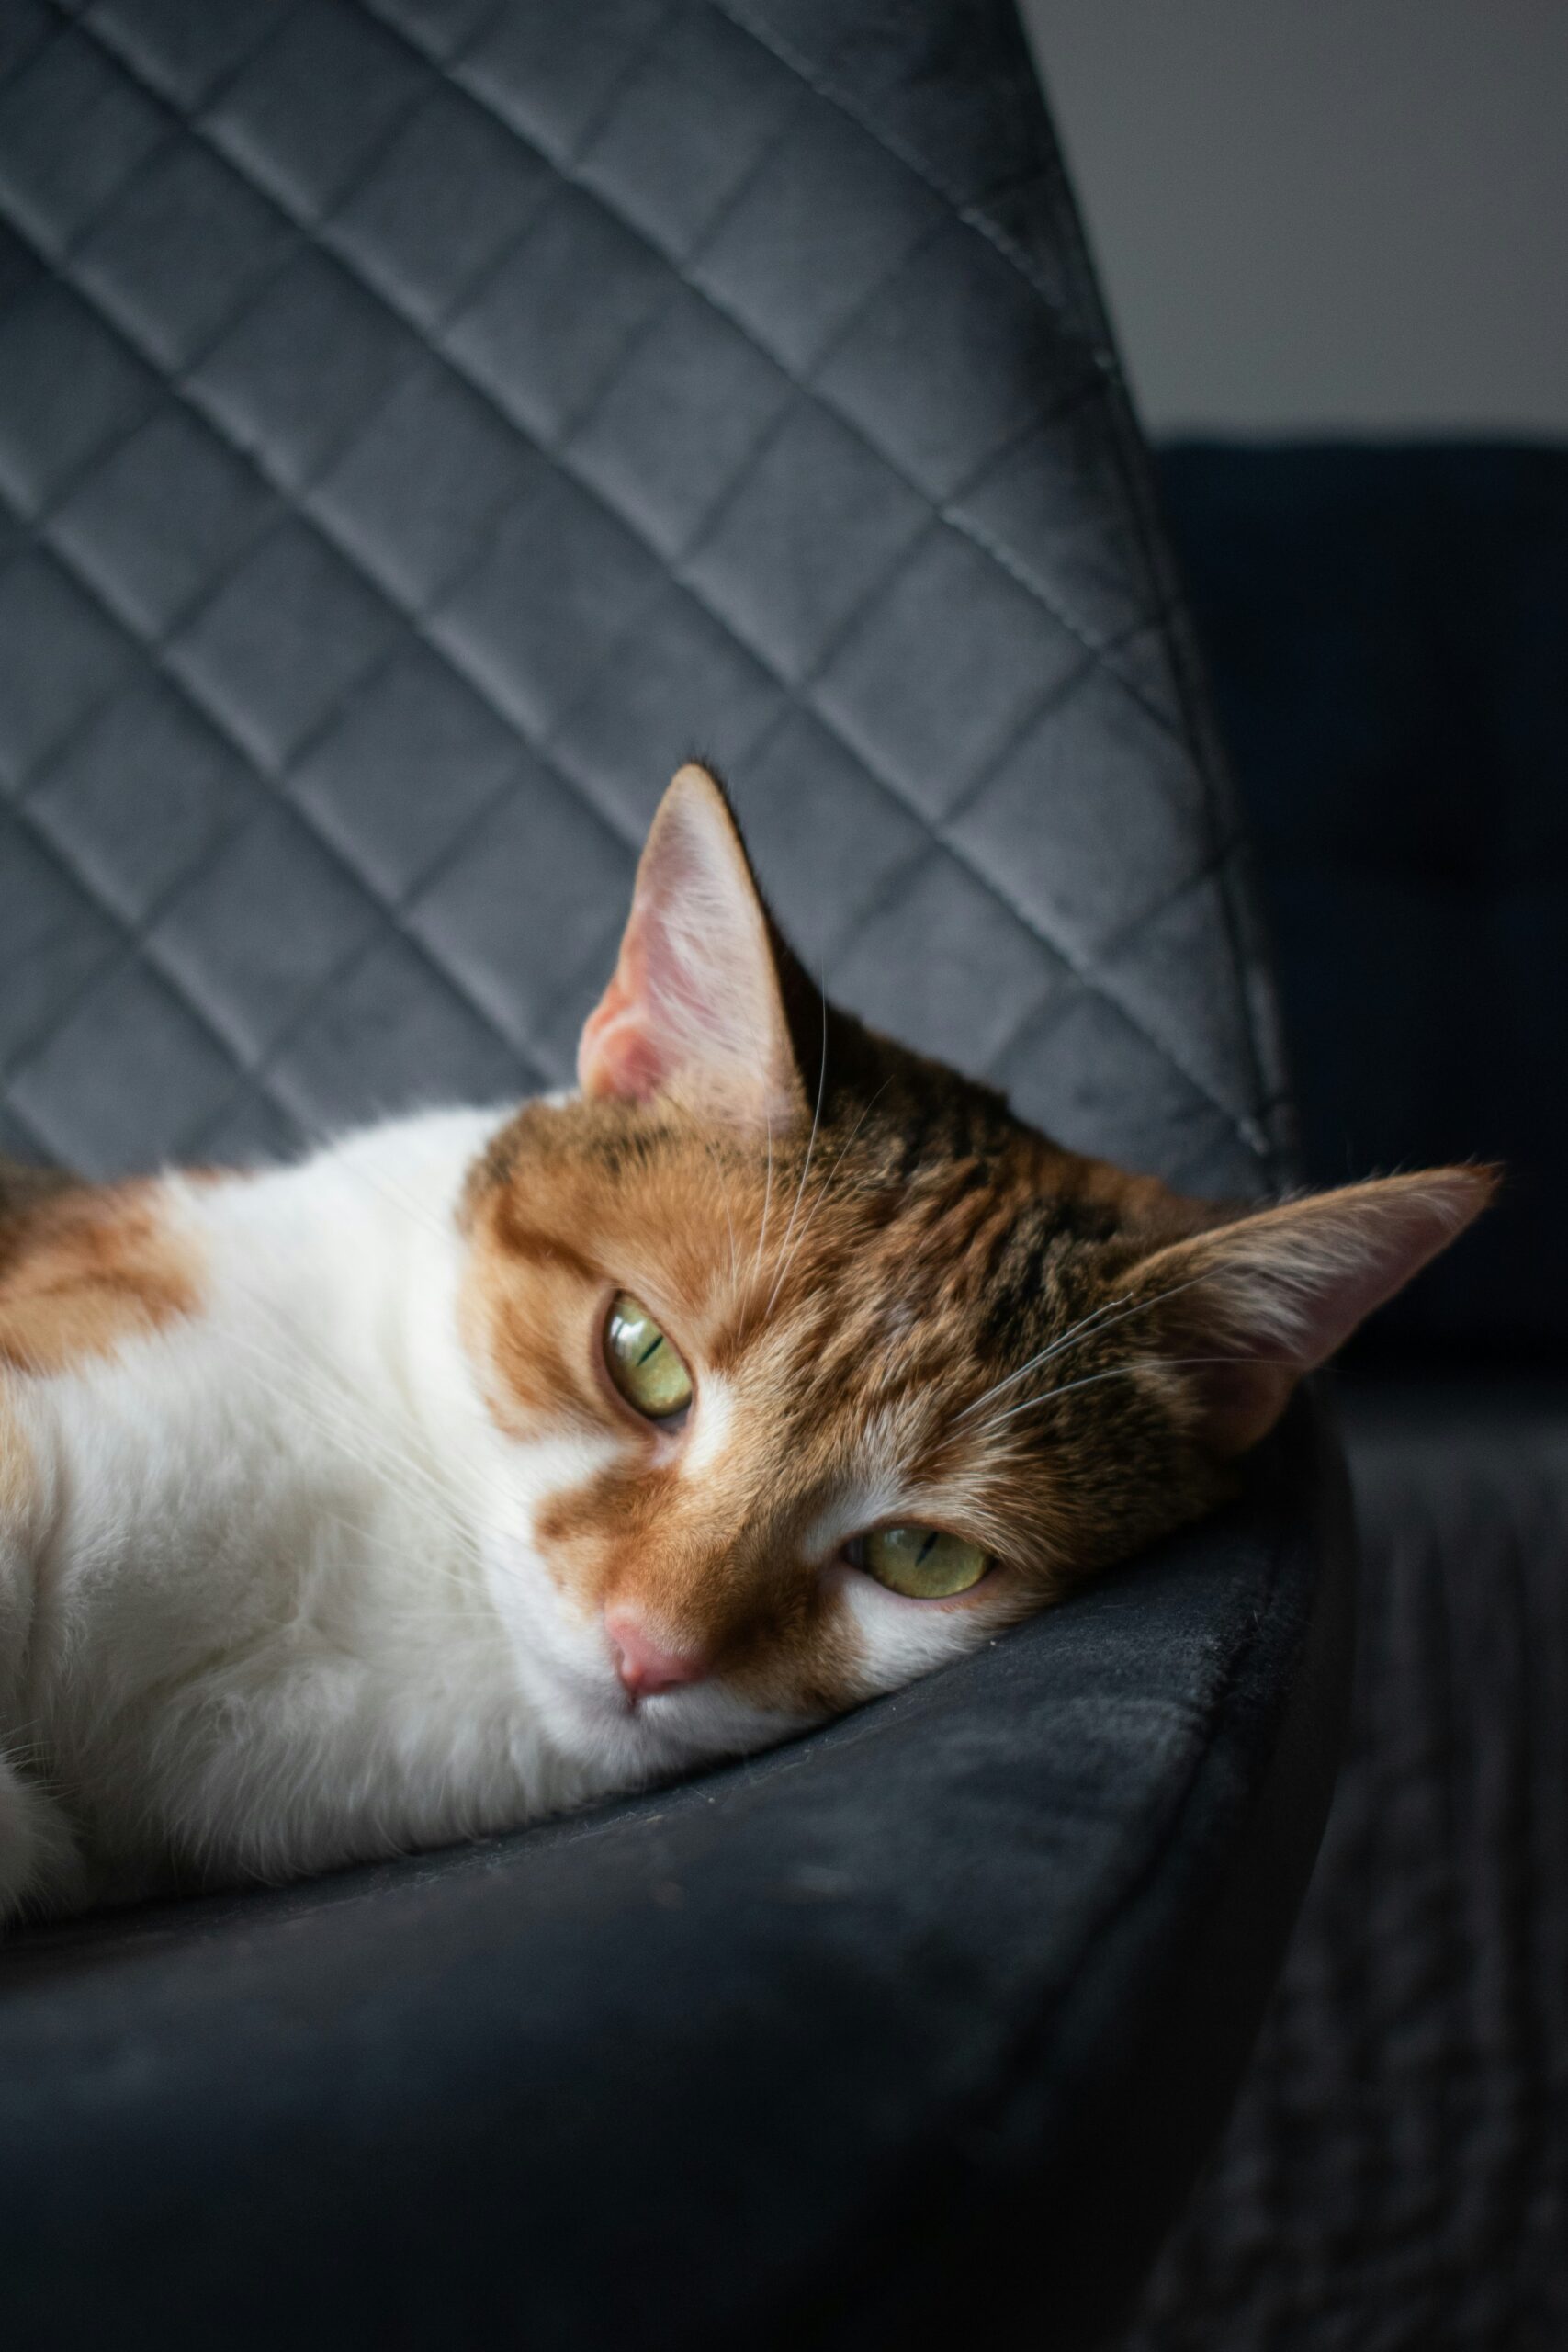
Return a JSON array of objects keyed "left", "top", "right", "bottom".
[
  {"left": 1, "top": 1112, "right": 592, "bottom": 1919},
  {"left": 0, "top": 768, "right": 1492, "bottom": 1927}
]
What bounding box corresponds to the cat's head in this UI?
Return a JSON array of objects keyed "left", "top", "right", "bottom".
[{"left": 457, "top": 765, "right": 1491, "bottom": 1781}]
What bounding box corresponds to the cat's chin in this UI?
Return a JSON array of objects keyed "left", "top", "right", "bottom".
[{"left": 538, "top": 1667, "right": 809, "bottom": 1787}]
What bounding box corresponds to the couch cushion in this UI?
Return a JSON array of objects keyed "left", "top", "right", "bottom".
[
  {"left": 1, "top": 1396, "right": 1349, "bottom": 2352},
  {"left": 0, "top": 0, "right": 1289, "bottom": 1199}
]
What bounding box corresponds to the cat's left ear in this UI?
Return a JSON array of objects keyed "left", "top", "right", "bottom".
[
  {"left": 579, "top": 763, "right": 807, "bottom": 1130},
  {"left": 1132, "top": 1167, "right": 1496, "bottom": 1455}
]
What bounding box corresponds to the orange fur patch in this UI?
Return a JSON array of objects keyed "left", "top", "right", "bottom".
[{"left": 0, "top": 1167, "right": 203, "bottom": 1375}]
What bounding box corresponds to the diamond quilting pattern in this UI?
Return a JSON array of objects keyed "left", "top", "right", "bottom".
[
  {"left": 0, "top": 0, "right": 1288, "bottom": 1197},
  {"left": 28, "top": 679, "right": 255, "bottom": 921},
  {"left": 73, "top": 140, "right": 298, "bottom": 370},
  {"left": 87, "top": 0, "right": 287, "bottom": 112},
  {"left": 0, "top": 811, "right": 121, "bottom": 1065},
  {"left": 0, "top": 24, "right": 167, "bottom": 254},
  {"left": 0, "top": 548, "right": 138, "bottom": 780},
  {"left": 51, "top": 407, "right": 277, "bottom": 638},
  {"left": 289, "top": 643, "right": 529, "bottom": 897},
  {"left": 574, "top": 8, "right": 802, "bottom": 256},
  {"left": 204, "top": 1, "right": 430, "bottom": 222},
  {"left": 0, "top": 273, "right": 157, "bottom": 512}
]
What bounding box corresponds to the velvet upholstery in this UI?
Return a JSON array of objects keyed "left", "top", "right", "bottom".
[
  {"left": 0, "top": 0, "right": 1291, "bottom": 1198},
  {"left": 0, "top": 9, "right": 1348, "bottom": 2345},
  {"left": 5, "top": 1403, "right": 1349, "bottom": 2352}
]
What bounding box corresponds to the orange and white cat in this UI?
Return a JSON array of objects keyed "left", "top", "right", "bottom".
[{"left": 0, "top": 766, "right": 1490, "bottom": 1925}]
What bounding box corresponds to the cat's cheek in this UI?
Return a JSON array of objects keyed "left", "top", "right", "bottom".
[
  {"left": 829, "top": 1565, "right": 1001, "bottom": 1699},
  {"left": 479, "top": 1527, "right": 603, "bottom": 1714},
  {"left": 475, "top": 1433, "right": 626, "bottom": 1661}
]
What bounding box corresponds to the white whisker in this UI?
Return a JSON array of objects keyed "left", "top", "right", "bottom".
[
  {"left": 752, "top": 1107, "right": 776, "bottom": 1287},
  {"left": 954, "top": 1291, "right": 1135, "bottom": 1426},
  {"left": 965, "top": 1272, "right": 1231, "bottom": 1439},
  {"left": 983, "top": 1351, "right": 1296, "bottom": 1435},
  {"left": 702, "top": 1135, "right": 742, "bottom": 1306},
  {"left": 765, "top": 984, "right": 829, "bottom": 1319},
  {"left": 767, "top": 1076, "right": 892, "bottom": 1316}
]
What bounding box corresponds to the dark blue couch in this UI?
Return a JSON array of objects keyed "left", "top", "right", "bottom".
[{"left": 1123, "top": 443, "right": 1568, "bottom": 2348}]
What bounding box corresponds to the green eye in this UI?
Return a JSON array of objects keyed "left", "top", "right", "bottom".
[
  {"left": 856, "top": 1524, "right": 991, "bottom": 1600},
  {"left": 604, "top": 1293, "right": 694, "bottom": 1422}
]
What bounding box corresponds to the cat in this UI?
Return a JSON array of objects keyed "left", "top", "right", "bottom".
[{"left": 0, "top": 763, "right": 1491, "bottom": 1927}]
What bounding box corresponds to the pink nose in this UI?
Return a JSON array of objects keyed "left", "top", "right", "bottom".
[{"left": 606, "top": 1611, "right": 708, "bottom": 1701}]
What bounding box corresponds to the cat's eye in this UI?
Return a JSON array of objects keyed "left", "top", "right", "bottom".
[
  {"left": 852, "top": 1524, "right": 991, "bottom": 1600},
  {"left": 604, "top": 1293, "right": 694, "bottom": 1423}
]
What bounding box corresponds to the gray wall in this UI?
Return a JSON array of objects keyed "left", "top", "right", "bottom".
[{"left": 1023, "top": 0, "right": 1568, "bottom": 437}]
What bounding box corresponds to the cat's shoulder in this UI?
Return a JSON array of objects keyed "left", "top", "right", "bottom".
[
  {"left": 0, "top": 1155, "right": 78, "bottom": 1229},
  {"left": 0, "top": 1103, "right": 514, "bottom": 1378},
  {"left": 0, "top": 1156, "right": 208, "bottom": 1377}
]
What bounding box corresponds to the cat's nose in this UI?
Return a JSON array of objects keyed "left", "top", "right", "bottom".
[{"left": 605, "top": 1610, "right": 708, "bottom": 1700}]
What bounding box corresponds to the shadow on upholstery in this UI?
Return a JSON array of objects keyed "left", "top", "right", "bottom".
[{"left": 1123, "top": 443, "right": 1568, "bottom": 2349}]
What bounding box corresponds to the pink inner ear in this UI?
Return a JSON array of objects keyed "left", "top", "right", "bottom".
[
  {"left": 579, "top": 995, "right": 665, "bottom": 1102},
  {"left": 575, "top": 763, "right": 803, "bottom": 1127},
  {"left": 1153, "top": 1168, "right": 1495, "bottom": 1458},
  {"left": 579, "top": 933, "right": 669, "bottom": 1102},
  {"left": 578, "top": 890, "right": 720, "bottom": 1106},
  {"left": 1185, "top": 1351, "right": 1298, "bottom": 1459}
]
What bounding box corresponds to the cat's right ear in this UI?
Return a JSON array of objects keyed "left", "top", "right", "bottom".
[
  {"left": 578, "top": 764, "right": 807, "bottom": 1131},
  {"left": 1129, "top": 1166, "right": 1496, "bottom": 1456}
]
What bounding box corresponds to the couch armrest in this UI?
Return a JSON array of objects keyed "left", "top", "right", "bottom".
[{"left": 0, "top": 1390, "right": 1353, "bottom": 2350}]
